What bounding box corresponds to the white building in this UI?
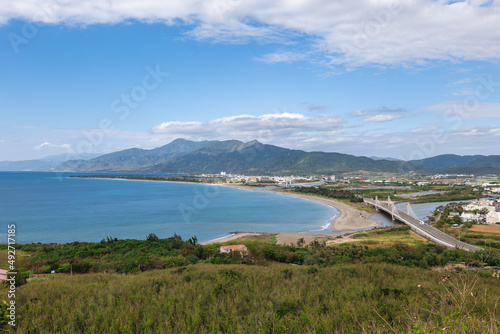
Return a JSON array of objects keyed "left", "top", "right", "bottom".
[{"left": 486, "top": 211, "right": 500, "bottom": 224}]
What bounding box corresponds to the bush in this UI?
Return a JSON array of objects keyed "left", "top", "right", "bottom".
[
  {"left": 306, "top": 267, "right": 318, "bottom": 275},
  {"left": 281, "top": 269, "right": 293, "bottom": 280},
  {"left": 303, "top": 255, "right": 316, "bottom": 266},
  {"left": 146, "top": 233, "right": 160, "bottom": 242},
  {"left": 161, "top": 255, "right": 186, "bottom": 268},
  {"left": 58, "top": 263, "right": 71, "bottom": 273}
]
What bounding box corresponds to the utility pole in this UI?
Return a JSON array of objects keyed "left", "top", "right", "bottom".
[{"left": 70, "top": 265, "right": 73, "bottom": 277}]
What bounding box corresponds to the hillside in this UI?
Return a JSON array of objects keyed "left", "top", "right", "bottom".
[
  {"left": 411, "top": 154, "right": 500, "bottom": 175},
  {"left": 55, "top": 138, "right": 421, "bottom": 174},
  {"left": 4, "top": 228, "right": 500, "bottom": 333},
  {"left": 10, "top": 262, "right": 500, "bottom": 333},
  {"left": 410, "top": 154, "right": 485, "bottom": 169}
]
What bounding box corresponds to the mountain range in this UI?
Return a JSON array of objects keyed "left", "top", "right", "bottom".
[
  {"left": 0, "top": 153, "right": 101, "bottom": 172},
  {"left": 2, "top": 139, "right": 499, "bottom": 175},
  {"left": 54, "top": 139, "right": 420, "bottom": 174}
]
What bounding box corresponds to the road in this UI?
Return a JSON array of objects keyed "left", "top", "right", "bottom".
[{"left": 364, "top": 198, "right": 482, "bottom": 252}]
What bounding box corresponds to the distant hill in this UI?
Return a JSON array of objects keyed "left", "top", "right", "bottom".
[
  {"left": 410, "top": 154, "right": 485, "bottom": 169},
  {"left": 0, "top": 153, "right": 101, "bottom": 171},
  {"left": 55, "top": 138, "right": 422, "bottom": 175},
  {"left": 368, "top": 156, "right": 401, "bottom": 161},
  {"left": 438, "top": 156, "right": 500, "bottom": 174}
]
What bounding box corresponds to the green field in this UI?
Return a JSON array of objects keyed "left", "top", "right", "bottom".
[
  {"left": 2, "top": 230, "right": 500, "bottom": 333},
  {"left": 5, "top": 262, "right": 500, "bottom": 333}
]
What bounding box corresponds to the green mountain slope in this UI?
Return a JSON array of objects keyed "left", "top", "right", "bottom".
[
  {"left": 55, "top": 138, "right": 422, "bottom": 174},
  {"left": 410, "top": 154, "right": 485, "bottom": 169}
]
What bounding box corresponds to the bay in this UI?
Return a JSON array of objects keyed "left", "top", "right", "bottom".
[{"left": 0, "top": 172, "right": 338, "bottom": 244}]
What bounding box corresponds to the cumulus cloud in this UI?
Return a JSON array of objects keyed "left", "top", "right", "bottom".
[
  {"left": 152, "top": 113, "right": 343, "bottom": 141},
  {"left": 151, "top": 112, "right": 349, "bottom": 151},
  {"left": 2, "top": 0, "right": 500, "bottom": 67},
  {"left": 34, "top": 142, "right": 70, "bottom": 150},
  {"left": 350, "top": 107, "right": 408, "bottom": 122}
]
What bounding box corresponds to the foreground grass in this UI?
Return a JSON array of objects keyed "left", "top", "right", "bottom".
[{"left": 7, "top": 262, "right": 500, "bottom": 333}]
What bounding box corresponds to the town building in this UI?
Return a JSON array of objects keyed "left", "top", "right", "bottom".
[{"left": 220, "top": 245, "right": 248, "bottom": 254}]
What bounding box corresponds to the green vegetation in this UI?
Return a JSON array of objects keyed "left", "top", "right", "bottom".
[
  {"left": 350, "top": 226, "right": 428, "bottom": 247},
  {"left": 5, "top": 234, "right": 206, "bottom": 275},
  {"left": 348, "top": 185, "right": 484, "bottom": 204},
  {"left": 71, "top": 174, "right": 226, "bottom": 184},
  {"left": 412, "top": 187, "right": 484, "bottom": 204},
  {"left": 5, "top": 262, "right": 500, "bottom": 333},
  {"left": 444, "top": 227, "right": 500, "bottom": 253},
  {"left": 292, "top": 186, "right": 363, "bottom": 203},
  {"left": 2, "top": 230, "right": 499, "bottom": 332},
  {"left": 57, "top": 138, "right": 422, "bottom": 175},
  {"left": 3, "top": 232, "right": 499, "bottom": 277}
]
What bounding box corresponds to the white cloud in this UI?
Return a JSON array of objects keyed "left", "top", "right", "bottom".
[
  {"left": 350, "top": 107, "right": 407, "bottom": 122},
  {"left": 34, "top": 142, "right": 70, "bottom": 150},
  {"left": 451, "top": 88, "right": 475, "bottom": 96},
  {"left": 152, "top": 113, "right": 344, "bottom": 143},
  {"left": 453, "top": 78, "right": 471, "bottom": 85},
  {"left": 255, "top": 51, "right": 307, "bottom": 64},
  {"left": 2, "top": 0, "right": 500, "bottom": 67}
]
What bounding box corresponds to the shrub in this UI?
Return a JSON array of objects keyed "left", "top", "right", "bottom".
[
  {"left": 303, "top": 255, "right": 316, "bottom": 266},
  {"left": 161, "top": 255, "right": 186, "bottom": 268},
  {"left": 281, "top": 269, "right": 293, "bottom": 280}
]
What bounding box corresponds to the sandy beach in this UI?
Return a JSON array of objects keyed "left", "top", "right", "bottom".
[
  {"left": 201, "top": 232, "right": 268, "bottom": 245},
  {"left": 263, "top": 190, "right": 382, "bottom": 232},
  {"left": 222, "top": 185, "right": 382, "bottom": 233}
]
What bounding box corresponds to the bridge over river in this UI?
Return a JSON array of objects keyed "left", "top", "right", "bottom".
[{"left": 364, "top": 197, "right": 482, "bottom": 252}]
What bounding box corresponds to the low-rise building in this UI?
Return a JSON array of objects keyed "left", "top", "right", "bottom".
[
  {"left": 486, "top": 211, "right": 500, "bottom": 224},
  {"left": 0, "top": 269, "right": 8, "bottom": 281},
  {"left": 460, "top": 212, "right": 480, "bottom": 222},
  {"left": 220, "top": 245, "right": 248, "bottom": 254}
]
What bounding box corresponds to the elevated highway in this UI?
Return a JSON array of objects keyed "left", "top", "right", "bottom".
[{"left": 364, "top": 197, "right": 481, "bottom": 252}]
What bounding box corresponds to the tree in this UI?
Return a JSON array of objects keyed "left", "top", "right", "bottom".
[{"left": 146, "top": 233, "right": 159, "bottom": 242}]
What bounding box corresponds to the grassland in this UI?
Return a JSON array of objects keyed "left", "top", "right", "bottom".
[
  {"left": 349, "top": 226, "right": 429, "bottom": 247},
  {"left": 2, "top": 228, "right": 500, "bottom": 333},
  {"left": 5, "top": 262, "right": 500, "bottom": 333}
]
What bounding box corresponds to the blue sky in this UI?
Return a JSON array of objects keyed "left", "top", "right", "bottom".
[{"left": 0, "top": 0, "right": 499, "bottom": 161}]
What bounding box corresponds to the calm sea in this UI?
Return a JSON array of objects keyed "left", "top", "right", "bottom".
[{"left": 0, "top": 172, "right": 338, "bottom": 244}]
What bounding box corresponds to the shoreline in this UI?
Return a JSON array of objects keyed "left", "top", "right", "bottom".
[{"left": 265, "top": 190, "right": 382, "bottom": 232}]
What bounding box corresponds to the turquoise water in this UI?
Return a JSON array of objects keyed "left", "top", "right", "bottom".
[{"left": 0, "top": 172, "right": 338, "bottom": 244}]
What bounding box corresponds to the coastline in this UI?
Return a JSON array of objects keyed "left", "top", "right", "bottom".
[{"left": 267, "top": 190, "right": 382, "bottom": 232}]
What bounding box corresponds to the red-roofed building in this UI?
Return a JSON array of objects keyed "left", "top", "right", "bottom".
[
  {"left": 0, "top": 269, "right": 9, "bottom": 281},
  {"left": 220, "top": 245, "right": 248, "bottom": 254}
]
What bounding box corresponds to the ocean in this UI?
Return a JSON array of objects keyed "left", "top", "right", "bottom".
[{"left": 0, "top": 172, "right": 339, "bottom": 244}]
